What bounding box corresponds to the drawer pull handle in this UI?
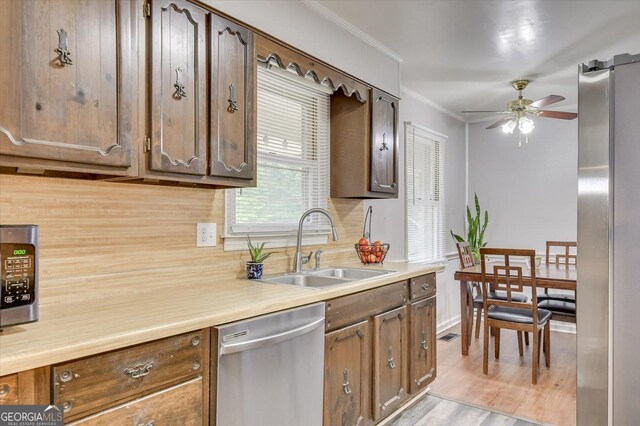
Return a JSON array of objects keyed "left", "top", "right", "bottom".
[
  {"left": 421, "top": 283, "right": 430, "bottom": 291},
  {"left": 342, "top": 368, "right": 352, "bottom": 395},
  {"left": 0, "top": 384, "right": 10, "bottom": 397},
  {"left": 387, "top": 347, "right": 396, "bottom": 369},
  {"left": 192, "top": 361, "right": 201, "bottom": 371},
  {"left": 421, "top": 330, "right": 428, "bottom": 350},
  {"left": 124, "top": 362, "right": 154, "bottom": 379},
  {"left": 192, "top": 336, "right": 200, "bottom": 346},
  {"left": 62, "top": 401, "right": 73, "bottom": 413},
  {"left": 137, "top": 421, "right": 155, "bottom": 426}
]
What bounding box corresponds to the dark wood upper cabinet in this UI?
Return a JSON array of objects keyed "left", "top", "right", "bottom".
[
  {"left": 372, "top": 306, "right": 408, "bottom": 421},
  {"left": 409, "top": 297, "right": 437, "bottom": 394},
  {"left": 209, "top": 15, "right": 256, "bottom": 180},
  {"left": 330, "top": 88, "right": 399, "bottom": 199},
  {"left": 148, "top": 0, "right": 207, "bottom": 176},
  {"left": 0, "top": 0, "right": 134, "bottom": 173},
  {"left": 324, "top": 320, "right": 372, "bottom": 426},
  {"left": 370, "top": 89, "right": 399, "bottom": 195}
]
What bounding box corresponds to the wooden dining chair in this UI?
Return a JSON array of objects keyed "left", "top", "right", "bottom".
[
  {"left": 537, "top": 241, "right": 577, "bottom": 324},
  {"left": 456, "top": 242, "right": 529, "bottom": 345},
  {"left": 480, "top": 248, "right": 552, "bottom": 384}
]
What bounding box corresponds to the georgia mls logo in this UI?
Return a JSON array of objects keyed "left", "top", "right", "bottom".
[{"left": 0, "top": 405, "right": 64, "bottom": 426}]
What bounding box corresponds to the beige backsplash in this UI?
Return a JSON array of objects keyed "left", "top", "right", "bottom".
[{"left": 0, "top": 175, "right": 364, "bottom": 306}]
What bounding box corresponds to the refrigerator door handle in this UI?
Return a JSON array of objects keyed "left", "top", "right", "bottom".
[{"left": 219, "top": 316, "right": 324, "bottom": 355}]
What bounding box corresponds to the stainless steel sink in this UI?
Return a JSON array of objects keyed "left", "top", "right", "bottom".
[
  {"left": 261, "top": 267, "right": 395, "bottom": 289},
  {"left": 307, "top": 267, "right": 393, "bottom": 280}
]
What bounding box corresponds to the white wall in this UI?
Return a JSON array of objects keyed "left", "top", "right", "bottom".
[
  {"left": 468, "top": 118, "right": 578, "bottom": 251},
  {"left": 363, "top": 88, "right": 467, "bottom": 331},
  {"left": 203, "top": 0, "right": 400, "bottom": 96}
]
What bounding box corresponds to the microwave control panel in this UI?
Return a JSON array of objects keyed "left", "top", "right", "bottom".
[{"left": 1, "top": 243, "right": 36, "bottom": 309}]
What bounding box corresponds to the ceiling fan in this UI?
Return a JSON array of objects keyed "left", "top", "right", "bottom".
[{"left": 461, "top": 80, "right": 578, "bottom": 143}]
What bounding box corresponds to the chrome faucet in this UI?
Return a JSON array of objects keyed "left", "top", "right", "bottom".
[{"left": 294, "top": 208, "right": 339, "bottom": 273}]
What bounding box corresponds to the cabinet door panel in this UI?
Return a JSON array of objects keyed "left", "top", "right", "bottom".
[
  {"left": 149, "top": 0, "right": 207, "bottom": 176},
  {"left": 0, "top": 0, "right": 132, "bottom": 167},
  {"left": 372, "top": 306, "right": 407, "bottom": 421},
  {"left": 324, "top": 320, "right": 371, "bottom": 426},
  {"left": 409, "top": 297, "right": 437, "bottom": 393},
  {"left": 210, "top": 15, "right": 255, "bottom": 180},
  {"left": 370, "top": 89, "right": 398, "bottom": 194}
]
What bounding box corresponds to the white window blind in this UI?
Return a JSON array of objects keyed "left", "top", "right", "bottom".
[
  {"left": 225, "top": 65, "right": 331, "bottom": 241},
  {"left": 406, "top": 122, "right": 446, "bottom": 263}
]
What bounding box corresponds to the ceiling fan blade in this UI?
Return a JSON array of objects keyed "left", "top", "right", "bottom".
[
  {"left": 461, "top": 110, "right": 511, "bottom": 114},
  {"left": 530, "top": 95, "right": 565, "bottom": 109},
  {"left": 486, "top": 117, "right": 513, "bottom": 129},
  {"left": 537, "top": 110, "right": 578, "bottom": 120}
]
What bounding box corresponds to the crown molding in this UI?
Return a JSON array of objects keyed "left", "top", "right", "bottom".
[
  {"left": 400, "top": 86, "right": 467, "bottom": 123},
  {"left": 299, "top": 0, "right": 403, "bottom": 64}
]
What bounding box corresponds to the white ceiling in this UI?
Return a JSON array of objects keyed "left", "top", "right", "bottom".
[{"left": 313, "top": 0, "right": 640, "bottom": 121}]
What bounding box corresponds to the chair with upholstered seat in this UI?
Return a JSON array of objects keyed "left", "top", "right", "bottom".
[
  {"left": 456, "top": 242, "right": 529, "bottom": 347},
  {"left": 537, "top": 241, "right": 576, "bottom": 323},
  {"left": 480, "top": 248, "right": 551, "bottom": 384}
]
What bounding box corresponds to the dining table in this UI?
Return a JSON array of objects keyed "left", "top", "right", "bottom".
[{"left": 453, "top": 262, "right": 577, "bottom": 355}]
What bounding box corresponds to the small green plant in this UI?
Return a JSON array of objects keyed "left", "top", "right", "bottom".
[
  {"left": 247, "top": 236, "right": 272, "bottom": 263},
  {"left": 450, "top": 192, "right": 489, "bottom": 262}
]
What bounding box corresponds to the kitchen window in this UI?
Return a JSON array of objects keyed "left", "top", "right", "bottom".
[
  {"left": 224, "top": 65, "right": 331, "bottom": 250},
  {"left": 405, "top": 122, "right": 447, "bottom": 262}
]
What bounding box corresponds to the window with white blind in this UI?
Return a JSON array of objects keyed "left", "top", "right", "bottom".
[
  {"left": 406, "top": 122, "right": 447, "bottom": 263},
  {"left": 224, "top": 65, "right": 331, "bottom": 250}
]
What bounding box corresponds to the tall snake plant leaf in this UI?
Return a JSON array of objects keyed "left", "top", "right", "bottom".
[
  {"left": 451, "top": 230, "right": 465, "bottom": 243},
  {"left": 450, "top": 192, "right": 489, "bottom": 262},
  {"left": 475, "top": 193, "right": 481, "bottom": 219}
]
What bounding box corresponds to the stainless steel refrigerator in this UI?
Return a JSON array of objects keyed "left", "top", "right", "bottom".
[{"left": 578, "top": 53, "right": 640, "bottom": 425}]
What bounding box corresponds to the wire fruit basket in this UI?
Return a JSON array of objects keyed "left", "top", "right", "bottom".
[
  {"left": 355, "top": 206, "right": 390, "bottom": 265},
  {"left": 355, "top": 242, "right": 390, "bottom": 265}
]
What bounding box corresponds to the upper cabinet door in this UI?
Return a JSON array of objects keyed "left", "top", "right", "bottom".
[
  {"left": 370, "top": 89, "right": 399, "bottom": 194},
  {"left": 209, "top": 15, "right": 256, "bottom": 180},
  {"left": 149, "top": 0, "right": 207, "bottom": 176},
  {"left": 0, "top": 0, "right": 133, "bottom": 167}
]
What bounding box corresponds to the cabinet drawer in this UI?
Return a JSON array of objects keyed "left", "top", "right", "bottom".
[
  {"left": 409, "top": 273, "right": 436, "bottom": 300},
  {"left": 53, "top": 331, "right": 204, "bottom": 420},
  {"left": 326, "top": 281, "right": 407, "bottom": 332},
  {"left": 69, "top": 377, "right": 202, "bottom": 426},
  {"left": 0, "top": 374, "right": 18, "bottom": 405}
]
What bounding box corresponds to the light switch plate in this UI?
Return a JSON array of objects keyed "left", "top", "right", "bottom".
[{"left": 197, "top": 223, "right": 217, "bottom": 247}]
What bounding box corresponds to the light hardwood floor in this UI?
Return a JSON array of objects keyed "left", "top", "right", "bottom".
[{"left": 429, "top": 323, "right": 576, "bottom": 426}]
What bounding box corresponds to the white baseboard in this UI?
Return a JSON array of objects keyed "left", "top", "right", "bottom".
[
  {"left": 550, "top": 321, "right": 576, "bottom": 334},
  {"left": 436, "top": 315, "right": 461, "bottom": 335}
]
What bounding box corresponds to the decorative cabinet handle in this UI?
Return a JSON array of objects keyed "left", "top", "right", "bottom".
[
  {"left": 387, "top": 347, "right": 396, "bottom": 369},
  {"left": 228, "top": 84, "right": 239, "bottom": 112},
  {"left": 136, "top": 421, "right": 155, "bottom": 426},
  {"left": 380, "top": 133, "right": 389, "bottom": 151},
  {"left": 421, "top": 330, "right": 428, "bottom": 350},
  {"left": 62, "top": 401, "right": 73, "bottom": 413},
  {"left": 342, "top": 368, "right": 352, "bottom": 395},
  {"left": 173, "top": 67, "right": 187, "bottom": 99},
  {"left": 421, "top": 283, "right": 430, "bottom": 291},
  {"left": 59, "top": 370, "right": 79, "bottom": 383},
  {"left": 0, "top": 384, "right": 9, "bottom": 397},
  {"left": 124, "top": 362, "right": 154, "bottom": 379},
  {"left": 55, "top": 28, "right": 73, "bottom": 65},
  {"left": 376, "top": 182, "right": 397, "bottom": 190},
  {"left": 192, "top": 336, "right": 200, "bottom": 346}
]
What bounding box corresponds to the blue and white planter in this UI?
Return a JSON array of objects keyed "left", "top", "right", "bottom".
[{"left": 246, "top": 262, "right": 264, "bottom": 280}]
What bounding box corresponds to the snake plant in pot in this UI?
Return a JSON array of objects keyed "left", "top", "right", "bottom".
[
  {"left": 246, "top": 237, "right": 272, "bottom": 280},
  {"left": 450, "top": 193, "right": 489, "bottom": 263}
]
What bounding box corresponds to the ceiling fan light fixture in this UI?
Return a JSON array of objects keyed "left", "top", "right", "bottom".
[
  {"left": 518, "top": 116, "right": 535, "bottom": 134},
  {"left": 501, "top": 119, "right": 517, "bottom": 134}
]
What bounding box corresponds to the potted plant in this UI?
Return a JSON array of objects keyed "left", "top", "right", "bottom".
[
  {"left": 246, "top": 236, "right": 272, "bottom": 280},
  {"left": 450, "top": 193, "right": 489, "bottom": 263}
]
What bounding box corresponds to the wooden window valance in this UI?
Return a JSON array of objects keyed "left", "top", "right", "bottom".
[{"left": 256, "top": 35, "right": 369, "bottom": 103}]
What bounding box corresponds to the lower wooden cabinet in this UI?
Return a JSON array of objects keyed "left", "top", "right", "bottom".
[
  {"left": 0, "top": 368, "right": 50, "bottom": 406},
  {"left": 409, "top": 296, "right": 437, "bottom": 393},
  {"left": 372, "top": 306, "right": 408, "bottom": 421},
  {"left": 68, "top": 377, "right": 202, "bottom": 425},
  {"left": 324, "top": 320, "right": 371, "bottom": 426}
]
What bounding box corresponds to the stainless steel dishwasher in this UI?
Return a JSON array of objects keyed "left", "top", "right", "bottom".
[{"left": 215, "top": 302, "right": 325, "bottom": 426}]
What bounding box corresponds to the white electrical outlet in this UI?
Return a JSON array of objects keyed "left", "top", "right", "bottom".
[{"left": 197, "top": 223, "right": 217, "bottom": 247}]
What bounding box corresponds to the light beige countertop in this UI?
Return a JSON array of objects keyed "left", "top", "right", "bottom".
[{"left": 0, "top": 261, "right": 442, "bottom": 376}]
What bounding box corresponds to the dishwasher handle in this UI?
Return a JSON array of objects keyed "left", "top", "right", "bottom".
[{"left": 219, "top": 316, "right": 324, "bottom": 355}]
